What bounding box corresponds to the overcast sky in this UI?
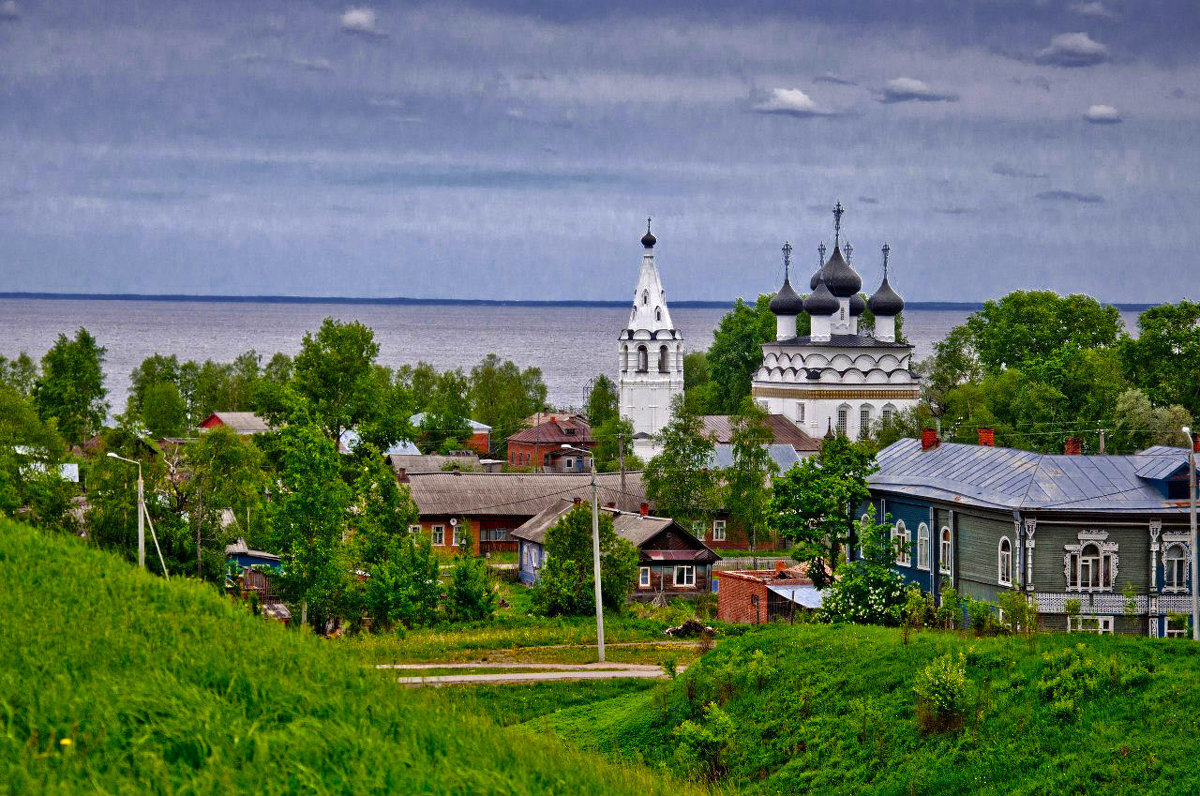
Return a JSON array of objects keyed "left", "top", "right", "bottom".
[{"left": 1, "top": 0, "right": 1197, "bottom": 303}]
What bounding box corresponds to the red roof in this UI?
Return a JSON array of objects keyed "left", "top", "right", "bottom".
[
  {"left": 699, "top": 414, "right": 820, "bottom": 452},
  {"left": 507, "top": 416, "right": 593, "bottom": 446}
]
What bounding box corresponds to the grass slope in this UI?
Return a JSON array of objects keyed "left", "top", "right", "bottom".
[
  {"left": 541, "top": 623, "right": 1200, "bottom": 795},
  {"left": 0, "top": 519, "right": 704, "bottom": 796}
]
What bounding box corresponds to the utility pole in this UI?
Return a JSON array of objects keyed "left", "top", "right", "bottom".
[
  {"left": 590, "top": 461, "right": 606, "bottom": 662},
  {"left": 1098, "top": 427, "right": 1106, "bottom": 455},
  {"left": 618, "top": 431, "right": 626, "bottom": 511},
  {"left": 1185, "top": 426, "right": 1198, "bottom": 640},
  {"left": 196, "top": 484, "right": 204, "bottom": 579},
  {"left": 109, "top": 452, "right": 146, "bottom": 568}
]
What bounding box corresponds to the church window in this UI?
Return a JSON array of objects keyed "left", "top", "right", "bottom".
[
  {"left": 622, "top": 344, "right": 629, "bottom": 372},
  {"left": 859, "top": 405, "right": 872, "bottom": 437},
  {"left": 655, "top": 307, "right": 662, "bottom": 322},
  {"left": 836, "top": 406, "right": 849, "bottom": 435},
  {"left": 892, "top": 520, "right": 910, "bottom": 566},
  {"left": 999, "top": 537, "right": 1013, "bottom": 586},
  {"left": 1065, "top": 531, "right": 1118, "bottom": 592},
  {"left": 795, "top": 402, "right": 806, "bottom": 423},
  {"left": 882, "top": 404, "right": 896, "bottom": 423},
  {"left": 637, "top": 345, "right": 648, "bottom": 372},
  {"left": 940, "top": 527, "right": 952, "bottom": 575},
  {"left": 658, "top": 345, "right": 670, "bottom": 373},
  {"left": 1164, "top": 544, "right": 1187, "bottom": 592},
  {"left": 642, "top": 290, "right": 649, "bottom": 305},
  {"left": 917, "top": 523, "right": 930, "bottom": 570}
]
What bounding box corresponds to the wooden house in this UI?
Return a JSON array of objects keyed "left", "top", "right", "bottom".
[
  {"left": 868, "top": 432, "right": 1200, "bottom": 637},
  {"left": 511, "top": 501, "right": 721, "bottom": 600}
]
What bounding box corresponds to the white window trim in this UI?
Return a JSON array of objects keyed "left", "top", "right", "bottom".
[
  {"left": 673, "top": 565, "right": 695, "bottom": 587},
  {"left": 408, "top": 524, "right": 421, "bottom": 535},
  {"left": 998, "top": 536, "right": 1013, "bottom": 587},
  {"left": 1162, "top": 534, "right": 1191, "bottom": 594},
  {"left": 917, "top": 522, "right": 930, "bottom": 571},
  {"left": 1064, "top": 530, "right": 1119, "bottom": 593},
  {"left": 1068, "top": 615, "right": 1114, "bottom": 635},
  {"left": 431, "top": 525, "right": 445, "bottom": 546},
  {"left": 939, "top": 527, "right": 952, "bottom": 575},
  {"left": 712, "top": 519, "right": 727, "bottom": 542},
  {"left": 452, "top": 526, "right": 464, "bottom": 547},
  {"left": 893, "top": 520, "right": 910, "bottom": 567},
  {"left": 639, "top": 567, "right": 651, "bottom": 588}
]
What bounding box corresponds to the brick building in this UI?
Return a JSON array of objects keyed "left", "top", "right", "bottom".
[
  {"left": 716, "top": 563, "right": 822, "bottom": 624},
  {"left": 506, "top": 416, "right": 594, "bottom": 472}
]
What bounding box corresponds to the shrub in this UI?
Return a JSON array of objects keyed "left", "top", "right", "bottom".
[
  {"left": 444, "top": 548, "right": 497, "bottom": 622},
  {"left": 817, "top": 559, "right": 907, "bottom": 626},
  {"left": 965, "top": 596, "right": 1003, "bottom": 636},
  {"left": 1037, "top": 644, "right": 1102, "bottom": 720},
  {"left": 937, "top": 585, "right": 962, "bottom": 630},
  {"left": 914, "top": 652, "right": 968, "bottom": 734},
  {"left": 673, "top": 702, "right": 736, "bottom": 781},
  {"left": 997, "top": 589, "right": 1039, "bottom": 635}
]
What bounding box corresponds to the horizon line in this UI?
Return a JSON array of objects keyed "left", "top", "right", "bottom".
[{"left": 0, "top": 291, "right": 1161, "bottom": 312}]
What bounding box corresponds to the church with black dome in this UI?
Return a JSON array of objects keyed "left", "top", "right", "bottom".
[{"left": 752, "top": 202, "right": 920, "bottom": 440}]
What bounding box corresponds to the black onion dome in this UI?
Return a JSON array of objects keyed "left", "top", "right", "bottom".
[
  {"left": 769, "top": 277, "right": 805, "bottom": 315},
  {"left": 848, "top": 292, "right": 866, "bottom": 317},
  {"left": 822, "top": 245, "right": 862, "bottom": 298},
  {"left": 809, "top": 264, "right": 825, "bottom": 291},
  {"left": 641, "top": 229, "right": 657, "bottom": 248},
  {"left": 804, "top": 279, "right": 839, "bottom": 316},
  {"left": 867, "top": 276, "right": 904, "bottom": 316}
]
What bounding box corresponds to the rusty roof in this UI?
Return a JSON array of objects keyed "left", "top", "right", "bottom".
[
  {"left": 699, "top": 414, "right": 820, "bottom": 452},
  {"left": 507, "top": 417, "right": 593, "bottom": 445}
]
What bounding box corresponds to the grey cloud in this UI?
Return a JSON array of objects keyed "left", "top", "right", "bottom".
[
  {"left": 857, "top": 196, "right": 880, "bottom": 204},
  {"left": 1011, "top": 75, "right": 1052, "bottom": 92},
  {"left": 1036, "top": 190, "right": 1104, "bottom": 203},
  {"left": 992, "top": 162, "right": 1047, "bottom": 179},
  {"left": 232, "top": 53, "right": 335, "bottom": 74},
  {"left": 932, "top": 206, "right": 972, "bottom": 215},
  {"left": 1035, "top": 32, "right": 1109, "bottom": 67},
  {"left": 879, "top": 77, "right": 958, "bottom": 103},
  {"left": 340, "top": 7, "right": 388, "bottom": 38},
  {"left": 0, "top": 1, "right": 18, "bottom": 20},
  {"left": 1084, "top": 104, "right": 1122, "bottom": 123},
  {"left": 814, "top": 73, "right": 857, "bottom": 86},
  {"left": 1070, "top": 2, "right": 1118, "bottom": 19}
]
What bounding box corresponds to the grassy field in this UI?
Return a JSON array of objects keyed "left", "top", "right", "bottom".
[
  {"left": 538, "top": 622, "right": 1200, "bottom": 795},
  {"left": 0, "top": 518, "right": 708, "bottom": 796}
]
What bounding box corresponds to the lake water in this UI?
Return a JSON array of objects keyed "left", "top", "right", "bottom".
[{"left": 0, "top": 298, "right": 1141, "bottom": 413}]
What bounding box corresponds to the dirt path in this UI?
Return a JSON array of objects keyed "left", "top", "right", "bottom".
[{"left": 391, "top": 661, "right": 682, "bottom": 687}]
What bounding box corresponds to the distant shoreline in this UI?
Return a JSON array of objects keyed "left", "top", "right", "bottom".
[{"left": 0, "top": 292, "right": 1160, "bottom": 312}]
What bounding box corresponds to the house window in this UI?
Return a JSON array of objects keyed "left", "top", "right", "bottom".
[
  {"left": 917, "top": 523, "right": 930, "bottom": 571},
  {"left": 892, "top": 520, "right": 910, "bottom": 566},
  {"left": 637, "top": 345, "right": 649, "bottom": 372},
  {"left": 712, "top": 519, "right": 727, "bottom": 542},
  {"left": 1164, "top": 544, "right": 1187, "bottom": 592},
  {"left": 1065, "top": 531, "right": 1118, "bottom": 592},
  {"left": 639, "top": 567, "right": 651, "bottom": 588},
  {"left": 564, "top": 458, "right": 574, "bottom": 470},
  {"left": 408, "top": 524, "right": 421, "bottom": 535},
  {"left": 452, "top": 525, "right": 464, "bottom": 547},
  {"left": 939, "top": 527, "right": 952, "bottom": 575},
  {"left": 482, "top": 528, "right": 509, "bottom": 542},
  {"left": 432, "top": 525, "right": 445, "bottom": 545},
  {"left": 836, "top": 406, "right": 849, "bottom": 435},
  {"left": 998, "top": 537, "right": 1013, "bottom": 586},
  {"left": 1068, "top": 615, "right": 1114, "bottom": 635},
  {"left": 673, "top": 565, "right": 695, "bottom": 587},
  {"left": 658, "top": 345, "right": 670, "bottom": 373}
]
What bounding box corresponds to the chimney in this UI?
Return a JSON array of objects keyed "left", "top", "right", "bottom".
[
  {"left": 775, "top": 561, "right": 786, "bottom": 574},
  {"left": 452, "top": 465, "right": 462, "bottom": 475},
  {"left": 572, "top": 496, "right": 582, "bottom": 507},
  {"left": 397, "top": 467, "right": 408, "bottom": 483},
  {"left": 604, "top": 501, "right": 616, "bottom": 509},
  {"left": 1064, "top": 436, "right": 1082, "bottom": 456},
  {"left": 639, "top": 502, "right": 649, "bottom": 516},
  {"left": 921, "top": 428, "right": 940, "bottom": 451},
  {"left": 977, "top": 427, "right": 995, "bottom": 447},
  {"left": 1192, "top": 432, "right": 1200, "bottom": 454}
]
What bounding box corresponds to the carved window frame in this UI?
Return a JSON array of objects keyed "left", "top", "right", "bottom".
[
  {"left": 998, "top": 536, "right": 1013, "bottom": 587},
  {"left": 893, "top": 520, "right": 910, "bottom": 567},
  {"left": 916, "top": 522, "right": 930, "bottom": 571},
  {"left": 1064, "top": 530, "right": 1118, "bottom": 593},
  {"left": 939, "top": 526, "right": 952, "bottom": 575},
  {"left": 1162, "top": 531, "right": 1191, "bottom": 594}
]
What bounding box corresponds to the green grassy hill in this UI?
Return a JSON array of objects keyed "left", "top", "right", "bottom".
[
  {"left": 0, "top": 518, "right": 702, "bottom": 796},
  {"left": 541, "top": 622, "right": 1200, "bottom": 795}
]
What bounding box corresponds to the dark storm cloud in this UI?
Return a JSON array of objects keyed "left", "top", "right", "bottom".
[{"left": 1036, "top": 190, "right": 1105, "bottom": 203}]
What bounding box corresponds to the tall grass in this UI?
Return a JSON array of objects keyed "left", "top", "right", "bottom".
[{"left": 0, "top": 518, "right": 706, "bottom": 795}]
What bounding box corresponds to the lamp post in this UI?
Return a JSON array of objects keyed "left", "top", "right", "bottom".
[
  {"left": 564, "top": 443, "right": 605, "bottom": 662},
  {"left": 1184, "top": 427, "right": 1198, "bottom": 640},
  {"left": 107, "top": 452, "right": 144, "bottom": 569}
]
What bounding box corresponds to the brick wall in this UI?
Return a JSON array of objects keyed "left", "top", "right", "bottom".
[{"left": 716, "top": 571, "right": 770, "bottom": 624}]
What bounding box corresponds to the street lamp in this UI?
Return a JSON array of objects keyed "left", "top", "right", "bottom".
[
  {"left": 1183, "top": 427, "right": 1198, "bottom": 640},
  {"left": 564, "top": 443, "right": 605, "bottom": 662},
  {"left": 107, "top": 452, "right": 169, "bottom": 578}
]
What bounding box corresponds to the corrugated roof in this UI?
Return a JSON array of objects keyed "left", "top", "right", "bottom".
[
  {"left": 511, "top": 503, "right": 720, "bottom": 562},
  {"left": 407, "top": 471, "right": 646, "bottom": 517},
  {"left": 388, "top": 453, "right": 480, "bottom": 474},
  {"left": 699, "top": 414, "right": 820, "bottom": 452},
  {"left": 204, "top": 412, "right": 271, "bottom": 433},
  {"left": 871, "top": 438, "right": 1193, "bottom": 514}
]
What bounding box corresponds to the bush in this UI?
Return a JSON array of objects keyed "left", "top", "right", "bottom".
[
  {"left": 817, "top": 559, "right": 908, "bottom": 626},
  {"left": 914, "top": 652, "right": 968, "bottom": 734},
  {"left": 937, "top": 585, "right": 962, "bottom": 630},
  {"left": 444, "top": 552, "right": 498, "bottom": 622},
  {"left": 997, "top": 589, "right": 1039, "bottom": 634},
  {"left": 965, "top": 596, "right": 1004, "bottom": 636},
  {"left": 533, "top": 506, "right": 639, "bottom": 616},
  {"left": 673, "top": 702, "right": 736, "bottom": 781}
]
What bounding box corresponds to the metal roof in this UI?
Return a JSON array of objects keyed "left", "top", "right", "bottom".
[
  {"left": 406, "top": 471, "right": 646, "bottom": 517},
  {"left": 511, "top": 502, "right": 720, "bottom": 562},
  {"left": 710, "top": 443, "right": 803, "bottom": 472},
  {"left": 410, "top": 412, "right": 491, "bottom": 432},
  {"left": 339, "top": 429, "right": 421, "bottom": 456},
  {"left": 1132, "top": 445, "right": 1190, "bottom": 480},
  {"left": 769, "top": 333, "right": 912, "bottom": 349},
  {"left": 767, "top": 584, "right": 825, "bottom": 609},
  {"left": 871, "top": 438, "right": 1193, "bottom": 515}
]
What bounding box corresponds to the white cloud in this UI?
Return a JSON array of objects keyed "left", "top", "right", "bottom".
[
  {"left": 752, "top": 87, "right": 833, "bottom": 117},
  {"left": 0, "top": 1, "right": 19, "bottom": 20},
  {"left": 1035, "top": 32, "right": 1109, "bottom": 67},
  {"left": 880, "top": 77, "right": 958, "bottom": 103},
  {"left": 1084, "top": 104, "right": 1122, "bottom": 123},
  {"left": 340, "top": 7, "right": 387, "bottom": 38},
  {"left": 1070, "top": 2, "right": 1118, "bottom": 19}
]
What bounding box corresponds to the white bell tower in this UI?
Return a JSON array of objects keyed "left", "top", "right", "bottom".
[{"left": 618, "top": 220, "right": 683, "bottom": 461}]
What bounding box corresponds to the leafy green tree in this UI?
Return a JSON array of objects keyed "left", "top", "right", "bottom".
[
  {"left": 817, "top": 509, "right": 907, "bottom": 625},
  {"left": 420, "top": 369, "right": 472, "bottom": 453},
  {"left": 725, "top": 398, "right": 779, "bottom": 551},
  {"left": 348, "top": 452, "right": 439, "bottom": 630},
  {"left": 585, "top": 374, "right": 619, "bottom": 429},
  {"left": 263, "top": 352, "right": 293, "bottom": 386},
  {"left": 33, "top": 328, "right": 109, "bottom": 444},
  {"left": 141, "top": 381, "right": 188, "bottom": 438},
  {"left": 269, "top": 422, "right": 353, "bottom": 628},
  {"left": 1121, "top": 301, "right": 1200, "bottom": 419},
  {"left": 396, "top": 362, "right": 439, "bottom": 412},
  {"left": 1108, "top": 388, "right": 1193, "bottom": 453},
  {"left": 644, "top": 394, "right": 719, "bottom": 527},
  {"left": 127, "top": 354, "right": 181, "bottom": 416},
  {"left": 964, "top": 290, "right": 1122, "bottom": 374},
  {"left": 469, "top": 354, "right": 548, "bottom": 443},
  {"left": 186, "top": 426, "right": 270, "bottom": 579},
  {"left": 771, "top": 434, "right": 876, "bottom": 586},
  {"left": 444, "top": 534, "right": 497, "bottom": 622},
  {"left": 0, "top": 353, "right": 38, "bottom": 396},
  {"left": 292, "top": 318, "right": 382, "bottom": 443},
  {"left": 0, "top": 384, "right": 75, "bottom": 533},
  {"left": 705, "top": 296, "right": 777, "bottom": 415},
  {"left": 682, "top": 350, "right": 717, "bottom": 415},
  {"left": 592, "top": 415, "right": 641, "bottom": 473},
  {"left": 533, "top": 505, "right": 639, "bottom": 616}
]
